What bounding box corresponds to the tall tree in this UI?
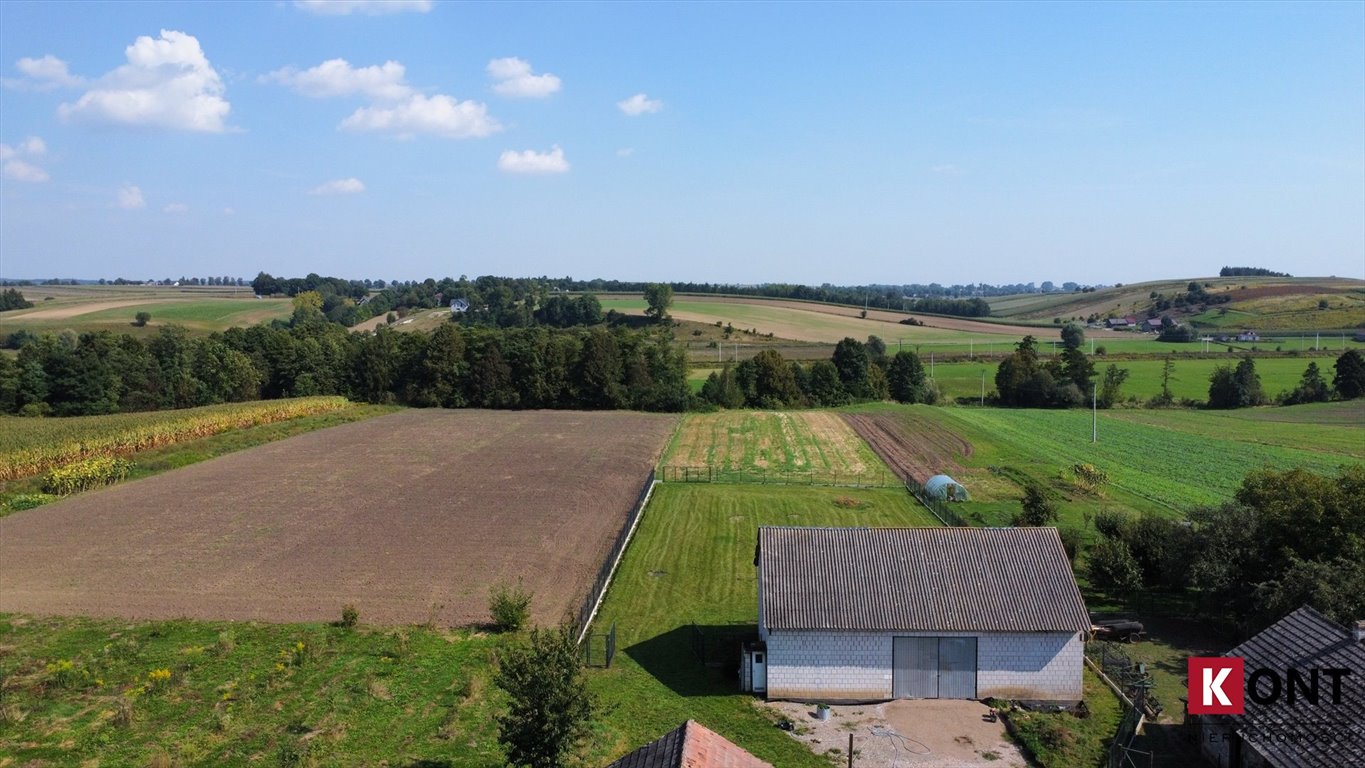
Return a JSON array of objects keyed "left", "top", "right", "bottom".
[
  {"left": 1060, "top": 322, "right": 1085, "bottom": 351},
  {"left": 1334, "top": 349, "right": 1365, "bottom": 399},
  {"left": 642, "top": 283, "right": 673, "bottom": 322},
  {"left": 495, "top": 621, "right": 595, "bottom": 768},
  {"left": 832, "top": 337, "right": 872, "bottom": 399},
  {"left": 887, "top": 350, "right": 927, "bottom": 404}
]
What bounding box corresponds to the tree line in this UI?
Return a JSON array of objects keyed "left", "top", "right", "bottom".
[
  {"left": 991, "top": 324, "right": 1365, "bottom": 409},
  {"left": 697, "top": 336, "right": 938, "bottom": 409},
  {"left": 0, "top": 306, "right": 689, "bottom": 416}
]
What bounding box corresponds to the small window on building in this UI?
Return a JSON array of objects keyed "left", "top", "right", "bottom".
[{"left": 755, "top": 653, "right": 764, "bottom": 663}]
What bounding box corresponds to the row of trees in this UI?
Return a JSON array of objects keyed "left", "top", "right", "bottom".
[
  {"left": 994, "top": 324, "right": 1364, "bottom": 410},
  {"left": 0, "top": 312, "right": 689, "bottom": 416},
  {"left": 1207, "top": 351, "right": 1365, "bottom": 409},
  {"left": 1085, "top": 465, "right": 1364, "bottom": 633},
  {"left": 698, "top": 337, "right": 937, "bottom": 409}
]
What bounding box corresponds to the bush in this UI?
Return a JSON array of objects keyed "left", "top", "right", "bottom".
[
  {"left": 489, "top": 581, "right": 532, "bottom": 632},
  {"left": 133, "top": 311, "right": 151, "bottom": 327},
  {"left": 1013, "top": 483, "right": 1058, "bottom": 527},
  {"left": 340, "top": 604, "right": 359, "bottom": 629},
  {"left": 1087, "top": 537, "right": 1143, "bottom": 593},
  {"left": 41, "top": 456, "right": 133, "bottom": 495}
]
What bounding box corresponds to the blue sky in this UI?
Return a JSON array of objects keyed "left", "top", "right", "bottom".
[{"left": 1, "top": 0, "right": 1361, "bottom": 285}]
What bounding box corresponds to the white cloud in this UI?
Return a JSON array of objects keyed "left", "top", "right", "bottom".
[
  {"left": 0, "top": 136, "right": 51, "bottom": 182},
  {"left": 617, "top": 93, "right": 662, "bottom": 116},
  {"left": 294, "top": 0, "right": 432, "bottom": 15},
  {"left": 1, "top": 159, "right": 48, "bottom": 182},
  {"left": 487, "top": 57, "right": 560, "bottom": 99},
  {"left": 498, "top": 145, "right": 569, "bottom": 175},
  {"left": 3, "top": 55, "right": 85, "bottom": 91},
  {"left": 117, "top": 185, "right": 146, "bottom": 209},
  {"left": 58, "top": 30, "right": 231, "bottom": 133},
  {"left": 163, "top": 202, "right": 190, "bottom": 214},
  {"left": 265, "top": 59, "right": 412, "bottom": 101},
  {"left": 270, "top": 57, "right": 499, "bottom": 140},
  {"left": 616, "top": 147, "right": 635, "bottom": 158},
  {"left": 341, "top": 94, "right": 500, "bottom": 139},
  {"left": 223, "top": 207, "right": 236, "bottom": 216},
  {"left": 309, "top": 177, "right": 366, "bottom": 195}
]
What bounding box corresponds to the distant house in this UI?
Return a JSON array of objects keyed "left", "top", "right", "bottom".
[
  {"left": 449, "top": 298, "right": 470, "bottom": 314},
  {"left": 1236, "top": 331, "right": 1260, "bottom": 342},
  {"left": 606, "top": 720, "right": 771, "bottom": 768},
  {"left": 1195, "top": 606, "right": 1365, "bottom": 768},
  {"left": 1106, "top": 318, "right": 1130, "bottom": 329},
  {"left": 1142, "top": 317, "right": 1165, "bottom": 333},
  {"left": 747, "top": 526, "right": 1090, "bottom": 704}
]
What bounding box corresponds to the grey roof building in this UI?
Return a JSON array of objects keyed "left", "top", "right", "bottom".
[
  {"left": 1197, "top": 605, "right": 1365, "bottom": 768},
  {"left": 749, "top": 526, "right": 1089, "bottom": 703}
]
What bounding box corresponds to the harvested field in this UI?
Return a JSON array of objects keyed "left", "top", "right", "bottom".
[
  {"left": 0, "top": 409, "right": 677, "bottom": 626},
  {"left": 663, "top": 411, "right": 886, "bottom": 474},
  {"left": 842, "top": 410, "right": 972, "bottom": 484}
]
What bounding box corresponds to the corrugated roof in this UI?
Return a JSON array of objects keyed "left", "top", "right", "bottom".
[
  {"left": 1220, "top": 605, "right": 1365, "bottom": 768},
  {"left": 759, "top": 526, "right": 1089, "bottom": 633},
  {"left": 606, "top": 720, "right": 772, "bottom": 768}
]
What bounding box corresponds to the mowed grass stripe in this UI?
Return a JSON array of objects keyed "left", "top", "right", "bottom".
[
  {"left": 588, "top": 484, "right": 938, "bottom": 765},
  {"left": 661, "top": 411, "right": 892, "bottom": 476}
]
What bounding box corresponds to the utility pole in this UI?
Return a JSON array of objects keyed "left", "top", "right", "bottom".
[
  {"left": 980, "top": 371, "right": 985, "bottom": 406},
  {"left": 930, "top": 351, "right": 934, "bottom": 379}
]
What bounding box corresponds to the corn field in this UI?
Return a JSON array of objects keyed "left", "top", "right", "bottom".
[
  {"left": 42, "top": 456, "right": 133, "bottom": 495},
  {"left": 0, "top": 397, "right": 352, "bottom": 482}
]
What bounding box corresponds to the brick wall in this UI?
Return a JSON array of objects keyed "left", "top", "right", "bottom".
[{"left": 765, "top": 629, "right": 1084, "bottom": 703}]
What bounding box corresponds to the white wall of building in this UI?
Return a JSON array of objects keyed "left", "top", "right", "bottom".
[{"left": 764, "top": 629, "right": 1084, "bottom": 703}]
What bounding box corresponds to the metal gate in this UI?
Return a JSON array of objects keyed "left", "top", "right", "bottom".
[{"left": 893, "top": 636, "right": 978, "bottom": 699}]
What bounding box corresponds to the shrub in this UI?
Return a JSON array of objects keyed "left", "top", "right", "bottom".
[
  {"left": 4, "top": 493, "right": 57, "bottom": 512},
  {"left": 340, "top": 604, "right": 359, "bottom": 629},
  {"left": 1086, "top": 537, "right": 1143, "bottom": 593},
  {"left": 133, "top": 311, "right": 151, "bottom": 327},
  {"left": 489, "top": 581, "right": 532, "bottom": 632},
  {"left": 41, "top": 456, "right": 133, "bottom": 495}
]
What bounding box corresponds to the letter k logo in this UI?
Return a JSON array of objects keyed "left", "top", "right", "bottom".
[{"left": 1188, "top": 657, "right": 1244, "bottom": 714}]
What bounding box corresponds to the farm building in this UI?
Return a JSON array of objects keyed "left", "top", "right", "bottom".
[
  {"left": 1195, "top": 606, "right": 1365, "bottom": 768},
  {"left": 923, "top": 474, "right": 969, "bottom": 501},
  {"left": 606, "top": 720, "right": 771, "bottom": 768},
  {"left": 1236, "top": 331, "right": 1260, "bottom": 342},
  {"left": 747, "top": 526, "right": 1089, "bottom": 704}
]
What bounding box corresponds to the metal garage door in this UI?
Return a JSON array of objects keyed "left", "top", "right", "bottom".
[
  {"left": 892, "top": 637, "right": 977, "bottom": 699},
  {"left": 938, "top": 637, "right": 978, "bottom": 699},
  {"left": 892, "top": 637, "right": 938, "bottom": 698}
]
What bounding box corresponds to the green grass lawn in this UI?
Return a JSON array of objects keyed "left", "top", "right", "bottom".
[
  {"left": 587, "top": 483, "right": 940, "bottom": 765},
  {"left": 0, "top": 614, "right": 504, "bottom": 766}
]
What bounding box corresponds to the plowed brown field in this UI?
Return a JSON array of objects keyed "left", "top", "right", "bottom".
[
  {"left": 0, "top": 409, "right": 677, "bottom": 626},
  {"left": 841, "top": 411, "right": 973, "bottom": 484}
]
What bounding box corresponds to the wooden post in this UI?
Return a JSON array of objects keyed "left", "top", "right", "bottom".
[{"left": 848, "top": 732, "right": 853, "bottom": 767}]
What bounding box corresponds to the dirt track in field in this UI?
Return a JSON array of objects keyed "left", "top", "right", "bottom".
[
  {"left": 842, "top": 411, "right": 972, "bottom": 484},
  {"left": 8, "top": 299, "right": 179, "bottom": 320},
  {"left": 0, "top": 410, "right": 677, "bottom": 626},
  {"left": 665, "top": 295, "right": 1130, "bottom": 339}
]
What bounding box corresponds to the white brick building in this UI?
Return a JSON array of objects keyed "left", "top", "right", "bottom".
[{"left": 747, "top": 526, "right": 1090, "bottom": 704}]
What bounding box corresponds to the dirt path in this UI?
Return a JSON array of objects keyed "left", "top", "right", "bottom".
[{"left": 0, "top": 409, "right": 677, "bottom": 627}]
